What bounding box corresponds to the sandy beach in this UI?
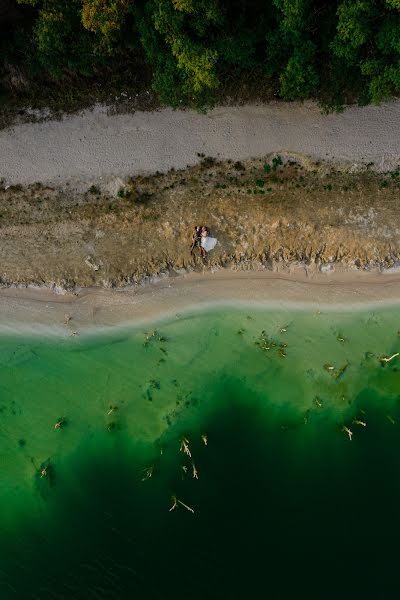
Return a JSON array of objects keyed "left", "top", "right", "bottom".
[
  {"left": 1, "top": 100, "right": 400, "bottom": 189},
  {"left": 1, "top": 269, "right": 400, "bottom": 335}
]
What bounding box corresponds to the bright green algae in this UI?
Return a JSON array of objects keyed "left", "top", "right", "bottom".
[{"left": 1, "top": 306, "right": 400, "bottom": 599}]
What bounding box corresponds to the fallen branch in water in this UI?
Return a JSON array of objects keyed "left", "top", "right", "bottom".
[
  {"left": 180, "top": 437, "right": 191, "bottom": 458},
  {"left": 352, "top": 419, "right": 366, "bottom": 427},
  {"left": 335, "top": 362, "right": 349, "bottom": 380},
  {"left": 342, "top": 425, "right": 353, "bottom": 441},
  {"left": 40, "top": 464, "right": 50, "bottom": 478},
  {"left": 142, "top": 465, "right": 154, "bottom": 481},
  {"left": 380, "top": 353, "right": 399, "bottom": 363},
  {"left": 169, "top": 495, "right": 194, "bottom": 514}
]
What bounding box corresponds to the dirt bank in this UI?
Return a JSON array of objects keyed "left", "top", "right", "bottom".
[{"left": 1, "top": 157, "right": 399, "bottom": 290}]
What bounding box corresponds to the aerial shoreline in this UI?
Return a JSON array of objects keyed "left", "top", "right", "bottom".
[
  {"left": 1, "top": 105, "right": 400, "bottom": 320},
  {"left": 1, "top": 269, "right": 400, "bottom": 335}
]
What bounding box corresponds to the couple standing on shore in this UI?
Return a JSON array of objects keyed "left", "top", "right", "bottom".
[{"left": 191, "top": 225, "right": 218, "bottom": 258}]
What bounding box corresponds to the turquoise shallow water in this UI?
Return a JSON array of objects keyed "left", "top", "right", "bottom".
[{"left": 1, "top": 305, "right": 400, "bottom": 599}]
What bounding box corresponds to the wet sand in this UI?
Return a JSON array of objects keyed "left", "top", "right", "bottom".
[{"left": 1, "top": 268, "right": 400, "bottom": 334}]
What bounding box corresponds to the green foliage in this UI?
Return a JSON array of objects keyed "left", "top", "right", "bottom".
[
  {"left": 273, "top": 0, "right": 312, "bottom": 37},
  {"left": 386, "top": 0, "right": 400, "bottom": 8},
  {"left": 136, "top": 0, "right": 223, "bottom": 104},
  {"left": 5, "top": 0, "right": 400, "bottom": 109},
  {"left": 170, "top": 40, "right": 218, "bottom": 92},
  {"left": 269, "top": 0, "right": 320, "bottom": 100},
  {"left": 272, "top": 155, "right": 283, "bottom": 170},
  {"left": 331, "top": 1, "right": 400, "bottom": 103},
  {"left": 81, "top": 0, "right": 132, "bottom": 44},
  {"left": 279, "top": 41, "right": 319, "bottom": 100},
  {"left": 172, "top": 0, "right": 195, "bottom": 11},
  {"left": 15, "top": 0, "right": 135, "bottom": 76},
  {"left": 332, "top": 0, "right": 377, "bottom": 63},
  {"left": 215, "top": 30, "right": 258, "bottom": 70},
  {"left": 16, "top": 0, "right": 105, "bottom": 75},
  {"left": 367, "top": 62, "right": 400, "bottom": 103}
]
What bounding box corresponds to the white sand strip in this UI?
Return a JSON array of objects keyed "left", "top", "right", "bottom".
[
  {"left": 1, "top": 101, "right": 400, "bottom": 188},
  {"left": 1, "top": 269, "right": 400, "bottom": 335}
]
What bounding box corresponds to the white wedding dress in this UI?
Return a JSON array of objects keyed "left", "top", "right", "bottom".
[{"left": 201, "top": 235, "right": 218, "bottom": 252}]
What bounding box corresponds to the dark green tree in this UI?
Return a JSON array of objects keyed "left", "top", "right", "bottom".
[
  {"left": 4, "top": 0, "right": 400, "bottom": 110},
  {"left": 135, "top": 0, "right": 223, "bottom": 105},
  {"left": 266, "top": 0, "right": 320, "bottom": 100},
  {"left": 332, "top": 0, "right": 400, "bottom": 103}
]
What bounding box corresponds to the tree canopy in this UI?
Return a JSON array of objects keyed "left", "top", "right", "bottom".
[{"left": 3, "top": 0, "right": 400, "bottom": 109}]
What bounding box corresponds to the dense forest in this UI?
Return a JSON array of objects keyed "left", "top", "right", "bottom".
[{"left": 1, "top": 0, "right": 400, "bottom": 113}]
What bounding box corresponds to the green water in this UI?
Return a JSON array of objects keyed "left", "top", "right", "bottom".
[{"left": 1, "top": 306, "right": 400, "bottom": 599}]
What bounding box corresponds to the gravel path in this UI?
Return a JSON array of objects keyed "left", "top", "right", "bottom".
[{"left": 1, "top": 101, "right": 400, "bottom": 188}]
